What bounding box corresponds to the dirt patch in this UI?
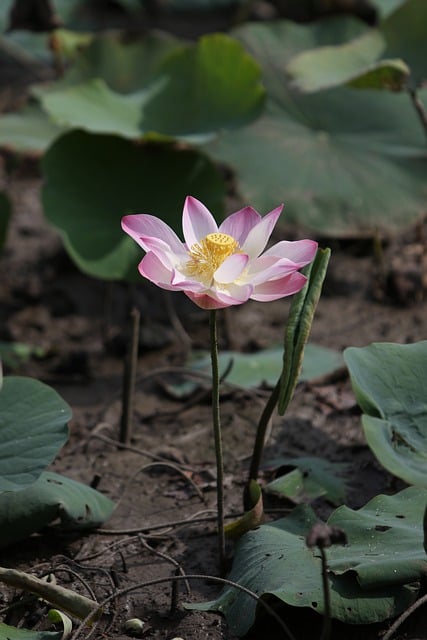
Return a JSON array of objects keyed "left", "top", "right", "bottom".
[{"left": 1, "top": 173, "right": 427, "bottom": 639}]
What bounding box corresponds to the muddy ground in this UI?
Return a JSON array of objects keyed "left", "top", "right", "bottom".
[{"left": 0, "top": 167, "right": 426, "bottom": 640}]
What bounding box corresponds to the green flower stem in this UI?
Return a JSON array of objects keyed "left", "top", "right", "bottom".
[{"left": 210, "top": 309, "right": 226, "bottom": 571}]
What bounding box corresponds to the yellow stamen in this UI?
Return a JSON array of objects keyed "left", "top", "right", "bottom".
[{"left": 186, "top": 232, "right": 239, "bottom": 285}]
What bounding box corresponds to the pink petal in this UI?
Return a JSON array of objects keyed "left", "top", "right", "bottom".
[
  {"left": 264, "top": 239, "right": 318, "bottom": 266},
  {"left": 241, "top": 205, "right": 283, "bottom": 259},
  {"left": 137, "top": 236, "right": 176, "bottom": 263},
  {"left": 214, "top": 253, "right": 249, "bottom": 284},
  {"left": 138, "top": 252, "right": 175, "bottom": 290},
  {"left": 185, "top": 291, "right": 232, "bottom": 310},
  {"left": 251, "top": 272, "right": 307, "bottom": 302},
  {"left": 219, "top": 206, "right": 260, "bottom": 245},
  {"left": 122, "top": 214, "right": 184, "bottom": 255},
  {"left": 137, "top": 235, "right": 191, "bottom": 274},
  {"left": 171, "top": 269, "right": 207, "bottom": 292},
  {"left": 182, "top": 196, "right": 218, "bottom": 248},
  {"left": 185, "top": 282, "right": 253, "bottom": 309},
  {"left": 213, "top": 283, "right": 253, "bottom": 306},
  {"left": 244, "top": 255, "right": 298, "bottom": 285}
]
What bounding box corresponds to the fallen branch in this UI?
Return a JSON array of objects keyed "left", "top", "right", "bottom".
[{"left": 0, "top": 566, "right": 101, "bottom": 624}]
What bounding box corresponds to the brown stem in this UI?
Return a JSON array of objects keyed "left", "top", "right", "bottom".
[{"left": 120, "top": 307, "right": 140, "bottom": 444}]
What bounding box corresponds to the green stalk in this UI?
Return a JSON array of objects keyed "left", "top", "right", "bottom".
[
  {"left": 209, "top": 309, "right": 226, "bottom": 571},
  {"left": 245, "top": 380, "right": 280, "bottom": 506},
  {"left": 245, "top": 249, "right": 331, "bottom": 499},
  {"left": 408, "top": 87, "right": 427, "bottom": 140}
]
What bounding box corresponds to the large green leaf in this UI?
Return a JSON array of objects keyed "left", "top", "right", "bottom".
[
  {"left": 0, "top": 105, "right": 64, "bottom": 153},
  {"left": 0, "top": 30, "right": 51, "bottom": 66},
  {"left": 344, "top": 341, "right": 427, "bottom": 487},
  {"left": 41, "top": 130, "right": 226, "bottom": 280},
  {"left": 287, "top": 30, "right": 412, "bottom": 93},
  {"left": 381, "top": 0, "right": 427, "bottom": 87},
  {"left": 370, "top": 0, "right": 408, "bottom": 19},
  {"left": 327, "top": 489, "right": 427, "bottom": 586},
  {"left": 193, "top": 487, "right": 427, "bottom": 634},
  {"left": 141, "top": 33, "right": 265, "bottom": 138},
  {"left": 347, "top": 59, "right": 410, "bottom": 91},
  {"left": 287, "top": 29, "right": 386, "bottom": 93},
  {"left": 0, "top": 377, "right": 71, "bottom": 492},
  {"left": 204, "top": 20, "right": 427, "bottom": 235},
  {"left": 52, "top": 32, "right": 181, "bottom": 94},
  {"left": 287, "top": 0, "right": 426, "bottom": 92},
  {"left": 179, "top": 343, "right": 343, "bottom": 391},
  {"left": 264, "top": 456, "right": 348, "bottom": 505},
  {"left": 0, "top": 32, "right": 176, "bottom": 153},
  {"left": 38, "top": 78, "right": 148, "bottom": 138},
  {"left": 38, "top": 32, "right": 265, "bottom": 142},
  {"left": 0, "top": 0, "right": 14, "bottom": 30},
  {"left": 0, "top": 471, "right": 115, "bottom": 548}
]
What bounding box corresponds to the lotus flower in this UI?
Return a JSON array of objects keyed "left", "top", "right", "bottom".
[{"left": 122, "top": 196, "right": 317, "bottom": 310}]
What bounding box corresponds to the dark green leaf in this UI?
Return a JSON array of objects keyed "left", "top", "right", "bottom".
[
  {"left": 38, "top": 78, "right": 146, "bottom": 138},
  {"left": 0, "top": 471, "right": 115, "bottom": 548},
  {"left": 175, "top": 342, "right": 342, "bottom": 393},
  {"left": 288, "top": 0, "right": 426, "bottom": 92},
  {"left": 348, "top": 59, "right": 410, "bottom": 91},
  {"left": 37, "top": 32, "right": 265, "bottom": 141},
  {"left": 344, "top": 341, "right": 427, "bottom": 487},
  {"left": 205, "top": 20, "right": 427, "bottom": 235},
  {"left": 41, "top": 130, "right": 226, "bottom": 280},
  {"left": 0, "top": 377, "right": 70, "bottom": 492},
  {"left": 287, "top": 29, "right": 386, "bottom": 93},
  {"left": 141, "top": 33, "right": 265, "bottom": 138},
  {"left": 0, "top": 104, "right": 63, "bottom": 154},
  {"left": 369, "top": 0, "right": 407, "bottom": 20},
  {"left": 382, "top": 0, "right": 427, "bottom": 87},
  {"left": 265, "top": 456, "right": 348, "bottom": 505},
  {"left": 192, "top": 487, "right": 427, "bottom": 634},
  {"left": 54, "top": 31, "right": 180, "bottom": 94}
]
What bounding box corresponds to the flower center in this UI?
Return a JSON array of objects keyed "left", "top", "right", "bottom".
[{"left": 186, "top": 232, "right": 239, "bottom": 284}]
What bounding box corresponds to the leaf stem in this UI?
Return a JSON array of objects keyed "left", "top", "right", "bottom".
[
  {"left": 210, "top": 309, "right": 226, "bottom": 572},
  {"left": 246, "top": 249, "right": 330, "bottom": 501},
  {"left": 408, "top": 87, "right": 427, "bottom": 140},
  {"left": 319, "top": 547, "right": 332, "bottom": 640},
  {"left": 245, "top": 380, "right": 280, "bottom": 503}
]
